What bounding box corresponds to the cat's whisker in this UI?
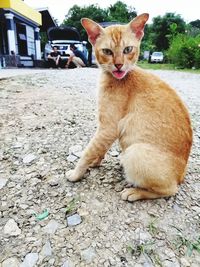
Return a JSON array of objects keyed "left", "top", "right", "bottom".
[{"left": 100, "top": 64, "right": 111, "bottom": 72}]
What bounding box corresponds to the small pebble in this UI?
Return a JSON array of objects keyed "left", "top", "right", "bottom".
[
  {"left": 109, "top": 150, "right": 119, "bottom": 157},
  {"left": 67, "top": 155, "right": 78, "bottom": 162},
  {"left": 20, "top": 253, "right": 39, "bottom": 267},
  {"left": 0, "top": 178, "right": 8, "bottom": 189},
  {"left": 23, "top": 154, "right": 37, "bottom": 164},
  {"left": 4, "top": 219, "right": 21, "bottom": 236},
  {"left": 67, "top": 214, "right": 82, "bottom": 226}
]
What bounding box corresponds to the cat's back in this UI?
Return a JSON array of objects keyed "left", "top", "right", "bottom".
[
  {"left": 119, "top": 67, "right": 193, "bottom": 161},
  {"left": 128, "top": 66, "right": 190, "bottom": 118}
]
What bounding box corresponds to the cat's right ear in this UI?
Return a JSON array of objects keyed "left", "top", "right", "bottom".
[
  {"left": 129, "top": 13, "right": 149, "bottom": 40},
  {"left": 81, "top": 18, "right": 103, "bottom": 45}
]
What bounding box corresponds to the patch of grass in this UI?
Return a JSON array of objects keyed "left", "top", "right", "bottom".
[
  {"left": 65, "top": 197, "right": 80, "bottom": 215},
  {"left": 151, "top": 253, "right": 163, "bottom": 267},
  {"left": 138, "top": 62, "right": 175, "bottom": 70},
  {"left": 148, "top": 218, "right": 159, "bottom": 236},
  {"left": 138, "top": 61, "right": 200, "bottom": 73},
  {"left": 127, "top": 241, "right": 155, "bottom": 257},
  {"left": 171, "top": 225, "right": 200, "bottom": 256},
  {"left": 127, "top": 241, "right": 163, "bottom": 267}
]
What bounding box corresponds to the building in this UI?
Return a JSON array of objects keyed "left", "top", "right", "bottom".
[{"left": 0, "top": 0, "right": 55, "bottom": 67}]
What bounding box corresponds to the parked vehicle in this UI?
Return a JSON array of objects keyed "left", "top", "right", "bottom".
[
  {"left": 44, "top": 26, "right": 88, "bottom": 65},
  {"left": 150, "top": 52, "right": 164, "bottom": 63}
]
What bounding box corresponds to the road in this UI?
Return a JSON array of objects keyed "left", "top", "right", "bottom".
[{"left": 0, "top": 68, "right": 200, "bottom": 267}]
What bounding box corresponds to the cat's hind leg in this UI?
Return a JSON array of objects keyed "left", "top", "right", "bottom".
[{"left": 120, "top": 143, "right": 186, "bottom": 201}]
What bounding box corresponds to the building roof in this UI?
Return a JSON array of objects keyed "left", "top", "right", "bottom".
[{"left": 0, "top": 0, "right": 41, "bottom": 25}]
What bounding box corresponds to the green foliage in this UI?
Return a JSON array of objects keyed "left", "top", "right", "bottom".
[
  {"left": 40, "top": 32, "right": 48, "bottom": 51},
  {"left": 60, "top": 2, "right": 200, "bottom": 69},
  {"left": 141, "top": 24, "right": 156, "bottom": 52},
  {"left": 138, "top": 62, "right": 175, "bottom": 70},
  {"left": 65, "top": 197, "right": 80, "bottom": 215},
  {"left": 108, "top": 1, "right": 136, "bottom": 22},
  {"left": 62, "top": 2, "right": 137, "bottom": 41},
  {"left": 150, "top": 13, "right": 186, "bottom": 51},
  {"left": 171, "top": 225, "right": 200, "bottom": 257},
  {"left": 127, "top": 241, "right": 155, "bottom": 257},
  {"left": 194, "top": 43, "right": 200, "bottom": 68},
  {"left": 168, "top": 34, "right": 200, "bottom": 68},
  {"left": 148, "top": 218, "right": 159, "bottom": 236},
  {"left": 186, "top": 23, "right": 200, "bottom": 37},
  {"left": 190, "top": 19, "right": 200, "bottom": 29},
  {"left": 127, "top": 241, "right": 163, "bottom": 266},
  {"left": 62, "top": 4, "right": 109, "bottom": 40},
  {"left": 168, "top": 22, "right": 178, "bottom": 42}
]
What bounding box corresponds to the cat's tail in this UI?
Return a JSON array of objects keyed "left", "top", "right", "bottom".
[{"left": 120, "top": 143, "right": 187, "bottom": 200}]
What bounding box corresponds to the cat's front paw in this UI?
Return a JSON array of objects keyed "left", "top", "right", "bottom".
[{"left": 66, "top": 170, "right": 82, "bottom": 182}]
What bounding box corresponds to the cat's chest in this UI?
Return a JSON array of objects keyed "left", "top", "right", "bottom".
[{"left": 98, "top": 86, "right": 131, "bottom": 121}]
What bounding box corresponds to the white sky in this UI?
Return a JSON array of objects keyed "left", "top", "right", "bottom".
[{"left": 24, "top": 0, "right": 199, "bottom": 24}]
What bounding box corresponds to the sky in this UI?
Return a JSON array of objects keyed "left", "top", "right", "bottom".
[{"left": 24, "top": 0, "right": 199, "bottom": 24}]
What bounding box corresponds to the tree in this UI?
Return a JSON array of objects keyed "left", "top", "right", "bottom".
[
  {"left": 108, "top": 1, "right": 137, "bottom": 23},
  {"left": 40, "top": 32, "right": 48, "bottom": 51},
  {"left": 62, "top": 2, "right": 138, "bottom": 40},
  {"left": 168, "top": 33, "right": 200, "bottom": 68},
  {"left": 150, "top": 13, "right": 186, "bottom": 51},
  {"left": 62, "top": 4, "right": 109, "bottom": 40},
  {"left": 140, "top": 24, "right": 155, "bottom": 53},
  {"left": 190, "top": 19, "right": 200, "bottom": 29},
  {"left": 188, "top": 20, "right": 200, "bottom": 37}
]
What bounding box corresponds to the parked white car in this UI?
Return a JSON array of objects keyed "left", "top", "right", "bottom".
[{"left": 150, "top": 52, "right": 164, "bottom": 63}]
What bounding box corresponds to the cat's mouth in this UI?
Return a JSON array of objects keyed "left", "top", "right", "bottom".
[{"left": 112, "top": 70, "right": 127, "bottom": 79}]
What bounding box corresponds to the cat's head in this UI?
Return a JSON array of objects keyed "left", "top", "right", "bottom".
[{"left": 81, "top": 13, "right": 149, "bottom": 79}]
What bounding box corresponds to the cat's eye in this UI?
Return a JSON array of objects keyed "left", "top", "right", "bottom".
[
  {"left": 102, "top": 48, "right": 113, "bottom": 56},
  {"left": 123, "top": 46, "right": 133, "bottom": 54}
]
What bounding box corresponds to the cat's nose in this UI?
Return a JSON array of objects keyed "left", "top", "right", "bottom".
[{"left": 115, "top": 64, "right": 123, "bottom": 70}]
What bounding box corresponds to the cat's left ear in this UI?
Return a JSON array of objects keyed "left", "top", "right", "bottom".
[
  {"left": 81, "top": 18, "right": 104, "bottom": 45},
  {"left": 129, "top": 13, "right": 149, "bottom": 40}
]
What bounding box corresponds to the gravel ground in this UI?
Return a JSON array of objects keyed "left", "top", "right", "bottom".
[{"left": 0, "top": 68, "right": 200, "bottom": 267}]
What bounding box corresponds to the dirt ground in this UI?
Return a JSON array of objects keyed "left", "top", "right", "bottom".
[{"left": 0, "top": 68, "right": 200, "bottom": 267}]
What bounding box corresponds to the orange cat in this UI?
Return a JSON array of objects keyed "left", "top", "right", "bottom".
[{"left": 66, "top": 13, "right": 193, "bottom": 201}]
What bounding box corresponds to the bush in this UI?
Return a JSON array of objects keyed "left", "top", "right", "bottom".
[
  {"left": 168, "top": 34, "right": 200, "bottom": 68},
  {"left": 194, "top": 45, "right": 200, "bottom": 68}
]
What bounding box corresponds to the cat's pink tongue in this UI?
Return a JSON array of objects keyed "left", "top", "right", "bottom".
[{"left": 112, "top": 70, "right": 126, "bottom": 79}]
